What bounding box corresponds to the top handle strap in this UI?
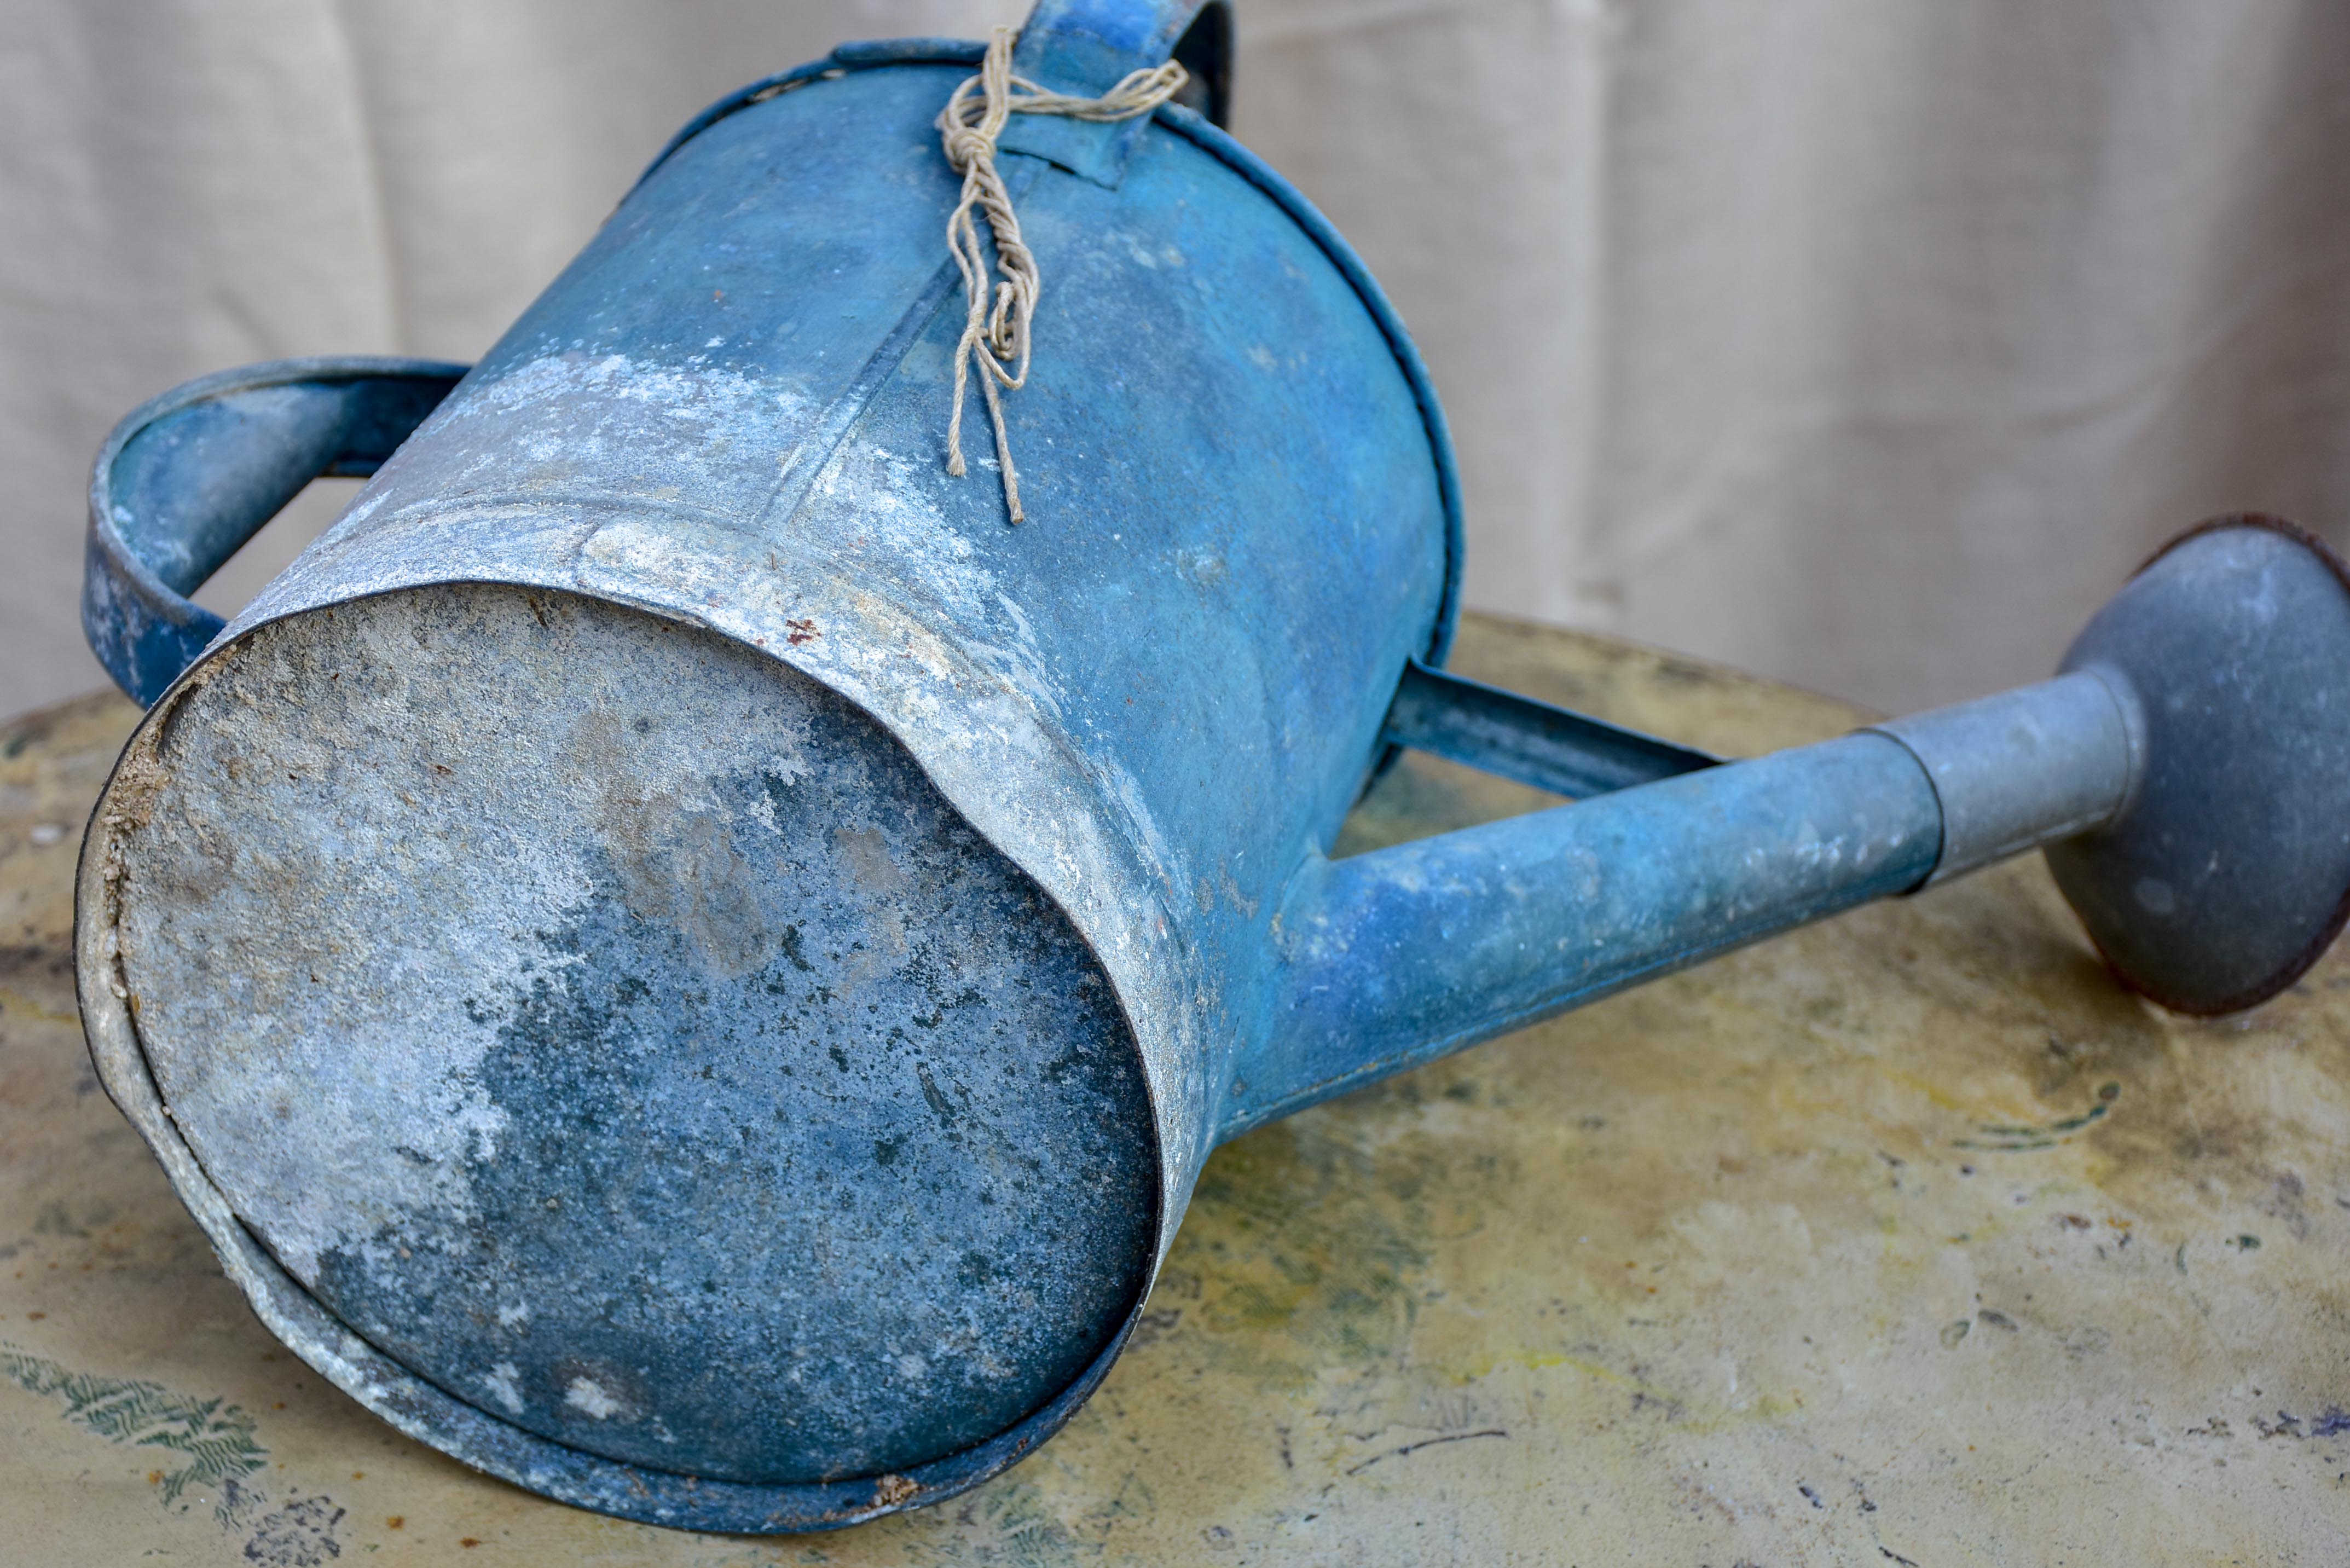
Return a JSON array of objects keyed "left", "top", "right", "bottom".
[
  {"left": 1012, "top": 0, "right": 1212, "bottom": 93},
  {"left": 1000, "top": 0, "right": 1230, "bottom": 186}
]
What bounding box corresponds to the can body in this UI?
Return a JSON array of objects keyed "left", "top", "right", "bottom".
[{"left": 77, "top": 45, "right": 1456, "bottom": 1528}]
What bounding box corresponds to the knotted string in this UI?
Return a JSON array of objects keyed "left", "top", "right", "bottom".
[{"left": 937, "top": 27, "right": 1186, "bottom": 522}]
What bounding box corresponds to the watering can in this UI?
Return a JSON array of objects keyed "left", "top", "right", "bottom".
[{"left": 71, "top": 0, "right": 2350, "bottom": 1534}]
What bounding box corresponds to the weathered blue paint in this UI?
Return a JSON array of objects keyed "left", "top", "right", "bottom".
[
  {"left": 69, "top": 0, "right": 2350, "bottom": 1538},
  {"left": 112, "top": 584, "right": 1161, "bottom": 1489}
]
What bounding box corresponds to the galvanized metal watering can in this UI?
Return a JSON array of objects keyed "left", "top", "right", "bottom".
[{"left": 72, "top": 0, "right": 2350, "bottom": 1535}]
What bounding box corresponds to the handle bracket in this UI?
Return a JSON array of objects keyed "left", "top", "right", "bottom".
[{"left": 1381, "top": 658, "right": 1720, "bottom": 800}]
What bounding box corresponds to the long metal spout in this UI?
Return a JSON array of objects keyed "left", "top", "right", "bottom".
[{"left": 1223, "top": 669, "right": 2140, "bottom": 1140}]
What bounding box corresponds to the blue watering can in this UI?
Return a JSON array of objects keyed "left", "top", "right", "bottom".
[{"left": 72, "top": 0, "right": 2350, "bottom": 1534}]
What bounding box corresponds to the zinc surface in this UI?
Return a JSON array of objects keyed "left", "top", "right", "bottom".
[{"left": 4, "top": 612, "right": 2347, "bottom": 1565}]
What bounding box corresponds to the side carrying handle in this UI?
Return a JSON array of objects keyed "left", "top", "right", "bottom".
[{"left": 84, "top": 356, "right": 467, "bottom": 706}]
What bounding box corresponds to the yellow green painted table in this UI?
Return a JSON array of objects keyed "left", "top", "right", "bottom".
[{"left": 4, "top": 615, "right": 2347, "bottom": 1565}]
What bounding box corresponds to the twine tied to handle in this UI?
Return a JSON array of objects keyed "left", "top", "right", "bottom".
[{"left": 937, "top": 27, "right": 1187, "bottom": 522}]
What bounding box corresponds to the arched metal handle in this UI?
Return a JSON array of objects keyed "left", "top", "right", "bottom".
[
  {"left": 1002, "top": 0, "right": 1232, "bottom": 186},
  {"left": 1011, "top": 0, "right": 1222, "bottom": 95},
  {"left": 83, "top": 356, "right": 468, "bottom": 706}
]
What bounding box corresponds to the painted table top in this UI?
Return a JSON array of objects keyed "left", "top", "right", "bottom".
[{"left": 3, "top": 612, "right": 2345, "bottom": 1565}]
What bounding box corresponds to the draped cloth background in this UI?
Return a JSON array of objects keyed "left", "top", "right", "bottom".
[{"left": 5, "top": 0, "right": 2347, "bottom": 719}]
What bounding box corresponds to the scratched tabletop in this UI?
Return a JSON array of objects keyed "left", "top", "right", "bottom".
[{"left": 4, "top": 612, "right": 2347, "bottom": 1566}]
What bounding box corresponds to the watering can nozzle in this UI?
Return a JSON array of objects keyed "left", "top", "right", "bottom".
[
  {"left": 2046, "top": 515, "right": 2350, "bottom": 1013},
  {"left": 1869, "top": 513, "right": 2350, "bottom": 1016}
]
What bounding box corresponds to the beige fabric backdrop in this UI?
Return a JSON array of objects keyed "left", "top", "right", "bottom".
[{"left": 4, "top": 0, "right": 2347, "bottom": 719}]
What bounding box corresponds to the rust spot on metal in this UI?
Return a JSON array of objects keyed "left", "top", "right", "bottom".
[
  {"left": 872, "top": 1473, "right": 917, "bottom": 1507},
  {"left": 785, "top": 617, "right": 821, "bottom": 645}
]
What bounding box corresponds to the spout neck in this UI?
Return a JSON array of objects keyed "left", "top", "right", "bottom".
[{"left": 1219, "top": 732, "right": 1943, "bottom": 1141}]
